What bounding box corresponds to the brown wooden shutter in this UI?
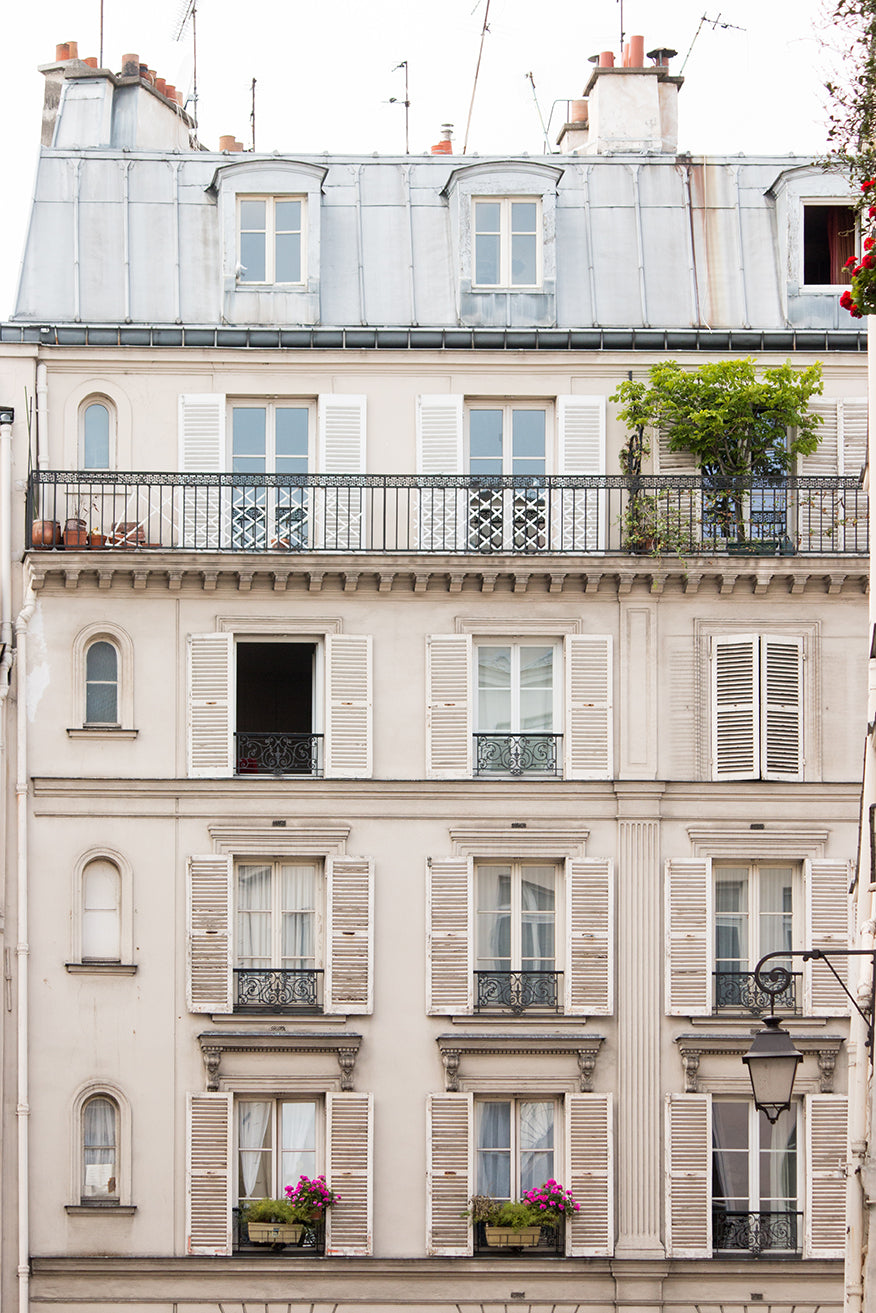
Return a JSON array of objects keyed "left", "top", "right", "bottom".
[
  {"left": 187, "top": 633, "right": 233, "bottom": 778},
  {"left": 426, "top": 635, "right": 472, "bottom": 779},
  {"left": 565, "top": 1093, "right": 613, "bottom": 1256},
  {"left": 325, "top": 1092, "right": 372, "bottom": 1256},
  {"left": 665, "top": 858, "right": 711, "bottom": 1017},
  {"left": 665, "top": 1093, "right": 711, "bottom": 1258},
  {"left": 760, "top": 635, "right": 803, "bottom": 781},
  {"left": 186, "top": 1092, "right": 232, "bottom": 1255},
  {"left": 806, "top": 859, "right": 852, "bottom": 1016},
  {"left": 325, "top": 634, "right": 372, "bottom": 779},
  {"left": 427, "top": 857, "right": 472, "bottom": 1015},
  {"left": 565, "top": 635, "right": 612, "bottom": 780},
  {"left": 326, "top": 857, "right": 372, "bottom": 1014},
  {"left": 187, "top": 855, "right": 233, "bottom": 1014},
  {"left": 806, "top": 1095, "right": 848, "bottom": 1258},
  {"left": 566, "top": 858, "right": 613, "bottom": 1015},
  {"left": 427, "top": 1093, "right": 472, "bottom": 1255},
  {"left": 711, "top": 635, "right": 758, "bottom": 780}
]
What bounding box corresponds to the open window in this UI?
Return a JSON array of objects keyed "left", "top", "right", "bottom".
[
  {"left": 235, "top": 641, "right": 319, "bottom": 776},
  {"left": 802, "top": 204, "right": 856, "bottom": 286}
]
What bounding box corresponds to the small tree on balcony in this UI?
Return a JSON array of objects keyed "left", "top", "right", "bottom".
[{"left": 611, "top": 358, "right": 824, "bottom": 543}]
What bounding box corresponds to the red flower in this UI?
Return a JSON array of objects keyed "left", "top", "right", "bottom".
[
  {"left": 865, "top": 237, "right": 875, "bottom": 251},
  {"left": 845, "top": 255, "right": 858, "bottom": 268},
  {"left": 840, "top": 289, "right": 853, "bottom": 308},
  {"left": 863, "top": 180, "right": 876, "bottom": 190},
  {"left": 863, "top": 253, "right": 875, "bottom": 268},
  {"left": 869, "top": 206, "right": 876, "bottom": 218},
  {"left": 851, "top": 307, "right": 864, "bottom": 318}
]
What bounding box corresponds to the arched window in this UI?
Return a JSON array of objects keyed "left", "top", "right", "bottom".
[
  {"left": 82, "top": 1095, "right": 119, "bottom": 1200},
  {"left": 85, "top": 640, "right": 119, "bottom": 724},
  {"left": 81, "top": 859, "right": 122, "bottom": 961},
  {"left": 82, "top": 401, "right": 111, "bottom": 469}
]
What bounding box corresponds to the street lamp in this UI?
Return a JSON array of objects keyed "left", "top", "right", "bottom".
[{"left": 743, "top": 949, "right": 875, "bottom": 1120}]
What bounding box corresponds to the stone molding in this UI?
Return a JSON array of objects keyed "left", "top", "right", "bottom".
[
  {"left": 198, "top": 1032, "right": 362, "bottom": 1091},
  {"left": 436, "top": 1033, "right": 604, "bottom": 1092},
  {"left": 675, "top": 1033, "right": 844, "bottom": 1093}
]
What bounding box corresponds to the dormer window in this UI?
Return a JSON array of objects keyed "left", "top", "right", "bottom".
[
  {"left": 802, "top": 204, "right": 855, "bottom": 286},
  {"left": 238, "top": 197, "right": 305, "bottom": 285},
  {"left": 472, "top": 198, "right": 541, "bottom": 289}
]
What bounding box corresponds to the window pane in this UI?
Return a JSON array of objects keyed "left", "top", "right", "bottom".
[
  {"left": 519, "top": 646, "right": 553, "bottom": 734},
  {"left": 275, "top": 232, "right": 301, "bottom": 283},
  {"left": 83, "top": 1098, "right": 117, "bottom": 1197},
  {"left": 521, "top": 866, "right": 556, "bottom": 969},
  {"left": 511, "top": 202, "right": 538, "bottom": 232},
  {"left": 470, "top": 410, "right": 504, "bottom": 471},
  {"left": 759, "top": 866, "right": 794, "bottom": 960},
  {"left": 239, "top": 232, "right": 266, "bottom": 282},
  {"left": 238, "top": 1101, "right": 272, "bottom": 1199},
  {"left": 275, "top": 200, "right": 301, "bottom": 232},
  {"left": 511, "top": 232, "right": 537, "bottom": 285},
  {"left": 82, "top": 860, "right": 121, "bottom": 959},
  {"left": 86, "top": 682, "right": 118, "bottom": 724},
  {"left": 237, "top": 864, "right": 272, "bottom": 966},
  {"left": 476, "top": 866, "right": 512, "bottom": 968},
  {"left": 715, "top": 870, "right": 748, "bottom": 971},
  {"left": 83, "top": 403, "right": 110, "bottom": 469},
  {"left": 475, "top": 233, "right": 501, "bottom": 286},
  {"left": 478, "top": 646, "right": 512, "bottom": 733},
  {"left": 759, "top": 1107, "right": 796, "bottom": 1209},
  {"left": 240, "top": 200, "right": 267, "bottom": 230},
  {"left": 275, "top": 408, "right": 309, "bottom": 461},
  {"left": 281, "top": 1100, "right": 317, "bottom": 1191},
  {"left": 519, "top": 1101, "right": 554, "bottom": 1194},
  {"left": 511, "top": 409, "right": 546, "bottom": 471},
  {"left": 712, "top": 1101, "right": 750, "bottom": 1209},
  {"left": 477, "top": 1102, "right": 512, "bottom": 1199},
  {"left": 233, "top": 408, "right": 267, "bottom": 461},
  {"left": 86, "top": 641, "right": 117, "bottom": 682}
]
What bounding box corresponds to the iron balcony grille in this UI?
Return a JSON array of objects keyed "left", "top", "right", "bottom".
[
  {"left": 475, "top": 970, "right": 563, "bottom": 1013},
  {"left": 234, "top": 968, "right": 324, "bottom": 1012},
  {"left": 233, "top": 1207, "right": 325, "bottom": 1255},
  {"left": 234, "top": 732, "right": 323, "bottom": 777},
  {"left": 27, "top": 472, "right": 868, "bottom": 557},
  {"left": 713, "top": 970, "right": 802, "bottom": 1016},
  {"left": 712, "top": 1209, "right": 802, "bottom": 1256},
  {"left": 473, "top": 1218, "right": 565, "bottom": 1257},
  {"left": 474, "top": 733, "right": 563, "bottom": 776}
]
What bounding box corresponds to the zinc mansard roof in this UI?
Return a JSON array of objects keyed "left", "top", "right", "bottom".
[{"left": 10, "top": 147, "right": 859, "bottom": 334}]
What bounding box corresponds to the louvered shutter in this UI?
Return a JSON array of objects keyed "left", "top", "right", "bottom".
[
  {"left": 186, "top": 1092, "right": 232, "bottom": 1255},
  {"left": 566, "top": 859, "right": 613, "bottom": 1015},
  {"left": 427, "top": 857, "right": 472, "bottom": 1015},
  {"left": 427, "top": 1093, "right": 472, "bottom": 1256},
  {"left": 806, "top": 859, "right": 852, "bottom": 1016},
  {"left": 178, "top": 394, "right": 226, "bottom": 549},
  {"left": 841, "top": 400, "right": 868, "bottom": 478},
  {"left": 318, "top": 395, "right": 366, "bottom": 549},
  {"left": 427, "top": 635, "right": 472, "bottom": 779},
  {"left": 187, "top": 855, "right": 233, "bottom": 1014},
  {"left": 665, "top": 1094, "right": 711, "bottom": 1258},
  {"left": 565, "top": 635, "right": 612, "bottom": 780},
  {"left": 187, "top": 633, "right": 233, "bottom": 778},
  {"left": 325, "top": 857, "right": 372, "bottom": 1014},
  {"left": 556, "top": 395, "right": 605, "bottom": 550},
  {"left": 665, "top": 859, "right": 711, "bottom": 1016},
  {"left": 417, "top": 395, "right": 464, "bottom": 550},
  {"left": 800, "top": 400, "right": 839, "bottom": 476},
  {"left": 761, "top": 635, "right": 803, "bottom": 781},
  {"left": 325, "top": 634, "right": 372, "bottom": 779},
  {"left": 711, "top": 635, "right": 758, "bottom": 780},
  {"left": 806, "top": 1095, "right": 848, "bottom": 1258},
  {"left": 655, "top": 426, "right": 698, "bottom": 474},
  {"left": 565, "top": 1093, "right": 613, "bottom": 1256},
  {"left": 326, "top": 1092, "right": 372, "bottom": 1256}
]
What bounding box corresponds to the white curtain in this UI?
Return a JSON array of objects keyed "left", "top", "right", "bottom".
[
  {"left": 476, "top": 866, "right": 511, "bottom": 970},
  {"left": 83, "top": 1097, "right": 117, "bottom": 1197},
  {"left": 237, "top": 865, "right": 271, "bottom": 966},
  {"left": 521, "top": 867, "right": 555, "bottom": 970},
  {"left": 477, "top": 1101, "right": 512, "bottom": 1199},
  {"left": 82, "top": 860, "right": 121, "bottom": 960},
  {"left": 238, "top": 1101, "right": 271, "bottom": 1199},
  {"left": 280, "top": 1101, "right": 317, "bottom": 1190},
  {"left": 519, "top": 1100, "right": 554, "bottom": 1194},
  {"left": 281, "top": 864, "right": 316, "bottom": 967}
]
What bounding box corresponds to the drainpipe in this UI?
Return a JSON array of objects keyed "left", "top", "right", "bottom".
[
  {"left": 15, "top": 574, "right": 36, "bottom": 1313},
  {"left": 35, "top": 367, "right": 47, "bottom": 471},
  {"left": 0, "top": 408, "right": 13, "bottom": 667}
]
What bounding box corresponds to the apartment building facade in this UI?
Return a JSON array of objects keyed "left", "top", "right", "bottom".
[{"left": 0, "top": 40, "right": 868, "bottom": 1313}]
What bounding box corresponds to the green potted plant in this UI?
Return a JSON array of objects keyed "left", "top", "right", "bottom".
[
  {"left": 243, "top": 1173, "right": 339, "bottom": 1246},
  {"left": 464, "top": 1181, "right": 579, "bottom": 1249},
  {"left": 611, "top": 359, "right": 824, "bottom": 550}
]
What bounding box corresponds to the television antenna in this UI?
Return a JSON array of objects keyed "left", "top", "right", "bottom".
[
  {"left": 679, "top": 12, "right": 746, "bottom": 76},
  {"left": 172, "top": 0, "right": 199, "bottom": 127},
  {"left": 389, "top": 61, "right": 410, "bottom": 154}
]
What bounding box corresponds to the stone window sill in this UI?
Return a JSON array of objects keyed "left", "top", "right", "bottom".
[
  {"left": 67, "top": 727, "right": 139, "bottom": 739},
  {"left": 65, "top": 1204, "right": 136, "bottom": 1215},
  {"left": 65, "top": 962, "right": 137, "bottom": 975}
]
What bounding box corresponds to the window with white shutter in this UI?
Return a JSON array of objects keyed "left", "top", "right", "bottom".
[
  {"left": 565, "top": 635, "right": 612, "bottom": 780},
  {"left": 186, "top": 1092, "right": 233, "bottom": 1256},
  {"left": 417, "top": 395, "right": 465, "bottom": 549},
  {"left": 187, "top": 855, "right": 233, "bottom": 1014},
  {"left": 714, "top": 862, "right": 801, "bottom": 1014},
  {"left": 426, "top": 634, "right": 472, "bottom": 779},
  {"left": 805, "top": 1094, "right": 848, "bottom": 1258},
  {"left": 187, "top": 633, "right": 234, "bottom": 779},
  {"left": 565, "top": 1093, "right": 613, "bottom": 1256},
  {"left": 325, "top": 634, "right": 372, "bottom": 779},
  {"left": 555, "top": 395, "right": 605, "bottom": 550},
  {"left": 179, "top": 394, "right": 227, "bottom": 549},
  {"left": 427, "top": 1093, "right": 472, "bottom": 1255},
  {"left": 665, "top": 1093, "right": 711, "bottom": 1258},
  {"left": 566, "top": 858, "right": 613, "bottom": 1016},
  {"left": 797, "top": 398, "right": 867, "bottom": 550},
  {"left": 711, "top": 635, "right": 803, "bottom": 781},
  {"left": 325, "top": 1092, "right": 372, "bottom": 1255},
  {"left": 427, "top": 857, "right": 472, "bottom": 1015},
  {"left": 665, "top": 858, "right": 712, "bottom": 1017},
  {"left": 805, "top": 859, "right": 852, "bottom": 1016},
  {"left": 318, "top": 395, "right": 366, "bottom": 549},
  {"left": 325, "top": 857, "right": 373, "bottom": 1014}
]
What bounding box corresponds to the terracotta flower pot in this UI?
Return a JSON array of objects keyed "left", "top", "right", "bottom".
[
  {"left": 31, "top": 520, "right": 61, "bottom": 549},
  {"left": 63, "top": 525, "right": 89, "bottom": 549}
]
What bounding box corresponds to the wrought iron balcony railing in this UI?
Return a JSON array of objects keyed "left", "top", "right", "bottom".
[
  {"left": 473, "top": 1218, "right": 565, "bottom": 1256},
  {"left": 714, "top": 970, "right": 802, "bottom": 1016},
  {"left": 474, "top": 733, "right": 563, "bottom": 776},
  {"left": 712, "top": 1209, "right": 802, "bottom": 1255},
  {"left": 475, "top": 970, "right": 563, "bottom": 1013},
  {"left": 235, "top": 732, "right": 323, "bottom": 777},
  {"left": 27, "top": 472, "right": 868, "bottom": 556},
  {"left": 234, "top": 967, "right": 324, "bottom": 1012},
  {"left": 233, "top": 1206, "right": 325, "bottom": 1254}
]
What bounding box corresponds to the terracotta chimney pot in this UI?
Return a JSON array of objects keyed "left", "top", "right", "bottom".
[
  {"left": 55, "top": 43, "right": 70, "bottom": 61},
  {"left": 219, "top": 135, "right": 236, "bottom": 151},
  {"left": 122, "top": 53, "right": 139, "bottom": 76},
  {"left": 84, "top": 56, "right": 98, "bottom": 68},
  {"left": 66, "top": 40, "right": 78, "bottom": 58},
  {"left": 599, "top": 50, "right": 615, "bottom": 68},
  {"left": 164, "top": 84, "right": 177, "bottom": 102},
  {"left": 630, "top": 34, "right": 645, "bottom": 67},
  {"left": 569, "top": 99, "right": 588, "bottom": 124},
  {"left": 155, "top": 77, "right": 166, "bottom": 95}
]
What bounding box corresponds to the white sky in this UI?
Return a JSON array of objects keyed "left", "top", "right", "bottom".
[{"left": 0, "top": 0, "right": 848, "bottom": 318}]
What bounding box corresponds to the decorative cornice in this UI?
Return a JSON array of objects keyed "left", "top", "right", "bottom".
[
  {"left": 436, "top": 1033, "right": 604, "bottom": 1092},
  {"left": 686, "top": 826, "right": 830, "bottom": 858},
  {"left": 198, "top": 1031, "right": 362, "bottom": 1091},
  {"left": 675, "top": 1033, "right": 844, "bottom": 1093},
  {"left": 25, "top": 552, "right": 869, "bottom": 599},
  {"left": 208, "top": 823, "right": 350, "bottom": 856}
]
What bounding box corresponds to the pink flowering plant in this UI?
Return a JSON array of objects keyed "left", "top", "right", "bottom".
[
  {"left": 840, "top": 179, "right": 876, "bottom": 317},
  {"left": 521, "top": 1180, "right": 581, "bottom": 1227},
  {"left": 464, "top": 1181, "right": 579, "bottom": 1230},
  {"left": 284, "top": 1173, "right": 340, "bottom": 1223}
]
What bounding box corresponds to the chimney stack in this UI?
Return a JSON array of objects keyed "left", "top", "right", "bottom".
[
  {"left": 431, "top": 123, "right": 453, "bottom": 155},
  {"left": 557, "top": 38, "right": 682, "bottom": 155}
]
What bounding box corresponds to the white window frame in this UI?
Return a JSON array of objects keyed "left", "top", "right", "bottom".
[
  {"left": 713, "top": 861, "right": 802, "bottom": 1011},
  {"left": 471, "top": 197, "right": 543, "bottom": 290},
  {"left": 84, "top": 639, "right": 120, "bottom": 727},
  {"left": 711, "top": 1098, "right": 802, "bottom": 1251},
  {"left": 234, "top": 636, "right": 323, "bottom": 764},
  {"left": 237, "top": 195, "right": 306, "bottom": 286},
  {"left": 235, "top": 858, "right": 324, "bottom": 970},
  {"left": 69, "top": 848, "right": 134, "bottom": 971},
  {"left": 79, "top": 396, "right": 115, "bottom": 470},
  {"left": 465, "top": 401, "right": 553, "bottom": 474},
  {"left": 474, "top": 1096, "right": 561, "bottom": 1200},
  {"left": 798, "top": 198, "right": 859, "bottom": 291},
  {"left": 474, "top": 859, "right": 563, "bottom": 974},
  {"left": 474, "top": 639, "right": 562, "bottom": 735},
  {"left": 228, "top": 399, "right": 315, "bottom": 472},
  {"left": 69, "top": 1080, "right": 133, "bottom": 1210},
  {"left": 72, "top": 624, "right": 135, "bottom": 734},
  {"left": 235, "top": 1095, "right": 323, "bottom": 1203}
]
